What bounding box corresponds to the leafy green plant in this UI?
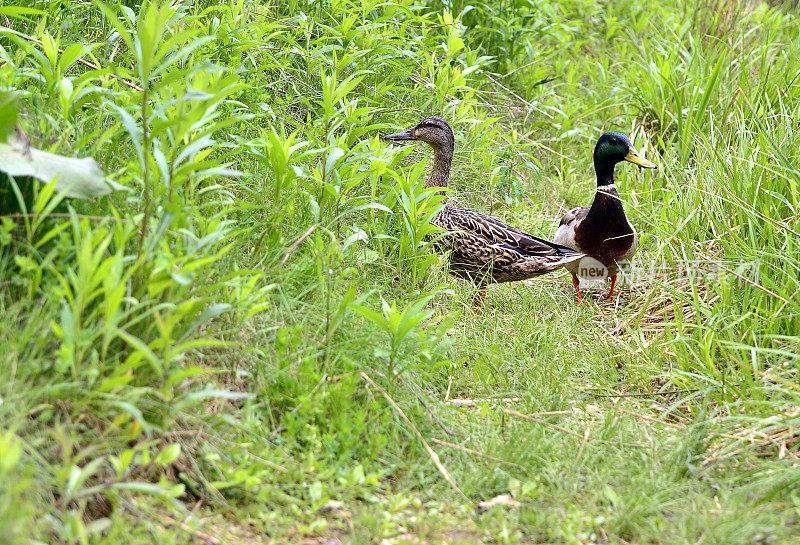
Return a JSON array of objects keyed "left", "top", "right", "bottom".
[
  {"left": 375, "top": 160, "right": 448, "bottom": 288},
  {"left": 352, "top": 290, "right": 452, "bottom": 377},
  {"left": 0, "top": 431, "right": 34, "bottom": 545},
  {"left": 0, "top": 90, "right": 125, "bottom": 214}
]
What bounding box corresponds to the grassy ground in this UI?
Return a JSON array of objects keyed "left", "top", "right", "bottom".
[{"left": 1, "top": 0, "right": 799, "bottom": 543}]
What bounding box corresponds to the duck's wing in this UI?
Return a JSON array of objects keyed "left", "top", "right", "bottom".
[
  {"left": 439, "top": 206, "right": 578, "bottom": 257},
  {"left": 444, "top": 230, "right": 584, "bottom": 283},
  {"left": 553, "top": 206, "right": 589, "bottom": 251}
]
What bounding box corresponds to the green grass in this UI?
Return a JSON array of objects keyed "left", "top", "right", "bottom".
[{"left": 1, "top": 0, "right": 799, "bottom": 543}]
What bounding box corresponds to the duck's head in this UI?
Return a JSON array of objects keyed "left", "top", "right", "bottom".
[
  {"left": 594, "top": 132, "right": 657, "bottom": 170},
  {"left": 383, "top": 116, "right": 455, "bottom": 153}
]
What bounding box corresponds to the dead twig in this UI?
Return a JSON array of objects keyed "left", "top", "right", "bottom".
[
  {"left": 360, "top": 372, "right": 467, "bottom": 500},
  {"left": 482, "top": 71, "right": 552, "bottom": 119},
  {"left": 498, "top": 59, "right": 542, "bottom": 78},
  {"left": 430, "top": 437, "right": 526, "bottom": 471},
  {"left": 279, "top": 224, "right": 317, "bottom": 264},
  {"left": 751, "top": 367, "right": 800, "bottom": 393},
  {"left": 156, "top": 513, "right": 221, "bottom": 545},
  {"left": 446, "top": 397, "right": 523, "bottom": 407},
  {"left": 502, "top": 408, "right": 646, "bottom": 448},
  {"left": 398, "top": 374, "right": 463, "bottom": 437},
  {"left": 584, "top": 388, "right": 699, "bottom": 398},
  {"left": 575, "top": 427, "right": 591, "bottom": 462},
  {"left": 605, "top": 405, "right": 687, "bottom": 429},
  {"left": 716, "top": 262, "right": 792, "bottom": 307},
  {"left": 477, "top": 494, "right": 520, "bottom": 509}
]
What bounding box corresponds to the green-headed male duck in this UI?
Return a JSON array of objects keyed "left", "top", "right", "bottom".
[{"left": 554, "top": 132, "right": 657, "bottom": 302}]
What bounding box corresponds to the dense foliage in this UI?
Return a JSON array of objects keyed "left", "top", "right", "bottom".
[{"left": 1, "top": 0, "right": 799, "bottom": 543}]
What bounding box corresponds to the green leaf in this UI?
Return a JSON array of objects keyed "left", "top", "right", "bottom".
[
  {"left": 0, "top": 431, "right": 23, "bottom": 474},
  {"left": 108, "top": 104, "right": 144, "bottom": 167},
  {"left": 0, "top": 138, "right": 128, "bottom": 199},
  {"left": 156, "top": 443, "right": 181, "bottom": 465},
  {"left": 109, "top": 401, "right": 151, "bottom": 434},
  {"left": 64, "top": 458, "right": 106, "bottom": 500},
  {"left": 350, "top": 304, "right": 388, "bottom": 331},
  {"left": 0, "top": 92, "right": 18, "bottom": 143},
  {"left": 0, "top": 7, "right": 46, "bottom": 19},
  {"left": 114, "top": 327, "right": 163, "bottom": 377},
  {"left": 111, "top": 481, "right": 183, "bottom": 498},
  {"left": 165, "top": 366, "right": 216, "bottom": 389},
  {"left": 325, "top": 147, "right": 345, "bottom": 174}
]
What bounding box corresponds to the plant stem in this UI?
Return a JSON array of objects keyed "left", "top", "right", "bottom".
[{"left": 135, "top": 84, "right": 151, "bottom": 294}]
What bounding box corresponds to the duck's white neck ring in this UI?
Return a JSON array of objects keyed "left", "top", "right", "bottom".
[{"left": 596, "top": 183, "right": 616, "bottom": 192}]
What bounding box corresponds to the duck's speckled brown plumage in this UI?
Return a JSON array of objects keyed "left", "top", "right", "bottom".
[{"left": 385, "top": 116, "right": 582, "bottom": 286}]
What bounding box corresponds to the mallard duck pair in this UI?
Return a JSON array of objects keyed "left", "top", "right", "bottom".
[{"left": 384, "top": 117, "right": 656, "bottom": 305}]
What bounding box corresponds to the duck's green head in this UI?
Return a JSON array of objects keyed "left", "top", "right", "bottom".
[
  {"left": 383, "top": 116, "right": 455, "bottom": 152},
  {"left": 594, "top": 132, "right": 657, "bottom": 170}
]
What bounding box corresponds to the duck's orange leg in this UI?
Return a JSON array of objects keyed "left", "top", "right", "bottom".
[
  {"left": 572, "top": 274, "right": 584, "bottom": 304},
  {"left": 473, "top": 287, "right": 487, "bottom": 313},
  {"left": 605, "top": 274, "right": 618, "bottom": 301}
]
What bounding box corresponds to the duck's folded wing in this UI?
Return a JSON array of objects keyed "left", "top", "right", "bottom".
[
  {"left": 553, "top": 206, "right": 589, "bottom": 250},
  {"left": 558, "top": 206, "right": 589, "bottom": 228},
  {"left": 441, "top": 207, "right": 578, "bottom": 256},
  {"left": 443, "top": 231, "right": 583, "bottom": 281}
]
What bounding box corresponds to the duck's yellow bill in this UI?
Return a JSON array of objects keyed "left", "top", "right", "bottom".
[{"left": 625, "top": 149, "right": 657, "bottom": 169}]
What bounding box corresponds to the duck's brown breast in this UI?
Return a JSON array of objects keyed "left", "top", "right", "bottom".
[{"left": 573, "top": 189, "right": 637, "bottom": 268}]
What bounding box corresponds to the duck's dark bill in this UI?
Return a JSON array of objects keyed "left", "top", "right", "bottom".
[{"left": 383, "top": 129, "right": 414, "bottom": 141}]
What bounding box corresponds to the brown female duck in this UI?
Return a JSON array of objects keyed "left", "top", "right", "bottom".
[{"left": 385, "top": 116, "right": 583, "bottom": 306}]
